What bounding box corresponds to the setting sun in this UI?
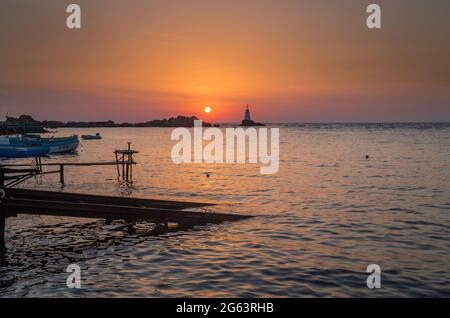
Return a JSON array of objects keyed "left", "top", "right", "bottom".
[{"left": 204, "top": 106, "right": 212, "bottom": 113}]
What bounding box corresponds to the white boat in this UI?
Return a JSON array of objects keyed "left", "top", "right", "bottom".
[{"left": 82, "top": 133, "right": 102, "bottom": 140}]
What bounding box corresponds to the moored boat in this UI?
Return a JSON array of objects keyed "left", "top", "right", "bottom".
[
  {"left": 0, "top": 146, "right": 50, "bottom": 158},
  {"left": 82, "top": 133, "right": 102, "bottom": 140},
  {"left": 7, "top": 135, "right": 79, "bottom": 154}
]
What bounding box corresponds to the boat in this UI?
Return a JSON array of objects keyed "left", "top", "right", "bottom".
[
  {"left": 82, "top": 133, "right": 102, "bottom": 140},
  {"left": 0, "top": 136, "right": 50, "bottom": 158},
  {"left": 7, "top": 135, "right": 79, "bottom": 154},
  {"left": 0, "top": 146, "right": 50, "bottom": 158}
]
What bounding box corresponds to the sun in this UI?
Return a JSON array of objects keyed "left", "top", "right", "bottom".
[{"left": 204, "top": 106, "right": 212, "bottom": 113}]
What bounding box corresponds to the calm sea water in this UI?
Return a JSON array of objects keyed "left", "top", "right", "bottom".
[{"left": 1, "top": 123, "right": 449, "bottom": 297}]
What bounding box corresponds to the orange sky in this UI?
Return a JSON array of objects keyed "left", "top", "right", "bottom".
[{"left": 1, "top": 0, "right": 449, "bottom": 122}]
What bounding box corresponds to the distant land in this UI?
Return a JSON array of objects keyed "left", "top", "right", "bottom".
[{"left": 0, "top": 115, "right": 214, "bottom": 135}]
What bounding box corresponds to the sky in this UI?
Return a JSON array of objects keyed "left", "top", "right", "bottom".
[{"left": 1, "top": 0, "right": 449, "bottom": 123}]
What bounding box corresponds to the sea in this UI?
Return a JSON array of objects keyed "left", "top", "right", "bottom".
[{"left": 0, "top": 123, "right": 449, "bottom": 297}]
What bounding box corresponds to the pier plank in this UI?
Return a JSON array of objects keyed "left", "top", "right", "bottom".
[
  {"left": 0, "top": 197, "right": 251, "bottom": 223},
  {"left": 5, "top": 188, "right": 214, "bottom": 209}
]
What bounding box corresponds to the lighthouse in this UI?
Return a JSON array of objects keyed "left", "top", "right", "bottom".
[
  {"left": 241, "top": 104, "right": 265, "bottom": 127},
  {"left": 244, "top": 105, "right": 251, "bottom": 122}
]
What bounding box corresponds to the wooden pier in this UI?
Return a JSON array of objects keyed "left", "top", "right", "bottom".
[
  {"left": 115, "top": 142, "right": 138, "bottom": 182},
  {"left": 0, "top": 143, "right": 253, "bottom": 247},
  {"left": 0, "top": 143, "right": 138, "bottom": 187},
  {"left": 0, "top": 188, "right": 252, "bottom": 246},
  {"left": 0, "top": 160, "right": 136, "bottom": 187}
]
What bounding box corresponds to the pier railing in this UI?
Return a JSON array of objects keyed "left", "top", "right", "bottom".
[{"left": 0, "top": 143, "right": 138, "bottom": 187}]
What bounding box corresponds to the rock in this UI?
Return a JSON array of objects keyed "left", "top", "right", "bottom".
[{"left": 1, "top": 114, "right": 212, "bottom": 134}]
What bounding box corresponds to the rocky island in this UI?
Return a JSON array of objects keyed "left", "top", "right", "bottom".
[{"left": 0, "top": 115, "right": 213, "bottom": 135}]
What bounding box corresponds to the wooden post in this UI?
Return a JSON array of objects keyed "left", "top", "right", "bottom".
[
  {"left": 126, "top": 220, "right": 136, "bottom": 234},
  {"left": 60, "top": 165, "right": 65, "bottom": 184},
  {"left": 122, "top": 155, "right": 125, "bottom": 181},
  {"left": 115, "top": 152, "right": 120, "bottom": 180},
  {"left": 0, "top": 217, "right": 5, "bottom": 248},
  {"left": 127, "top": 142, "right": 133, "bottom": 183},
  {"left": 37, "top": 156, "right": 43, "bottom": 172},
  {"left": 129, "top": 151, "right": 134, "bottom": 183},
  {"left": 0, "top": 169, "right": 4, "bottom": 187},
  {"left": 130, "top": 157, "right": 133, "bottom": 182}
]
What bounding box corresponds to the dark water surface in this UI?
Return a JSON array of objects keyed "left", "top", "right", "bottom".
[{"left": 1, "top": 124, "right": 449, "bottom": 297}]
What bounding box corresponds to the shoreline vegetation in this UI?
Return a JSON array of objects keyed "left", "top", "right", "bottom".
[{"left": 0, "top": 115, "right": 216, "bottom": 135}]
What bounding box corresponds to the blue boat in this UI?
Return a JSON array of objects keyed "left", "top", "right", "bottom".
[
  {"left": 0, "top": 146, "right": 50, "bottom": 158},
  {"left": 7, "top": 135, "right": 79, "bottom": 154}
]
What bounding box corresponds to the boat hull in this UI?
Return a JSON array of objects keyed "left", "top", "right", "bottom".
[
  {"left": 82, "top": 135, "right": 102, "bottom": 140},
  {"left": 0, "top": 146, "right": 50, "bottom": 158},
  {"left": 47, "top": 140, "right": 80, "bottom": 153},
  {"left": 8, "top": 135, "right": 80, "bottom": 154}
]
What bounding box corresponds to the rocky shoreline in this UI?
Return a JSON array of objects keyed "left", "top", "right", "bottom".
[{"left": 0, "top": 115, "right": 214, "bottom": 135}]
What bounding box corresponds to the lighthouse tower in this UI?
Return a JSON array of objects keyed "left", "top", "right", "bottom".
[
  {"left": 241, "top": 104, "right": 263, "bottom": 126},
  {"left": 244, "top": 104, "right": 251, "bottom": 121}
]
